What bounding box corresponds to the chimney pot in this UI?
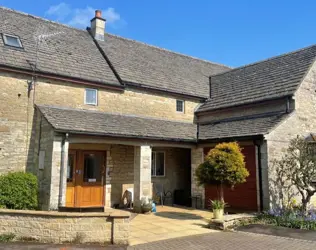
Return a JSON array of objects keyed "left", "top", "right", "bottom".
[
  {"left": 95, "top": 10, "right": 102, "bottom": 18},
  {"left": 90, "top": 10, "right": 105, "bottom": 41}
]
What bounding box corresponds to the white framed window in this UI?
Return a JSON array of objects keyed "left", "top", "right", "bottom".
[
  {"left": 2, "top": 34, "right": 23, "bottom": 48},
  {"left": 84, "top": 88, "right": 98, "bottom": 105},
  {"left": 151, "top": 151, "right": 165, "bottom": 177},
  {"left": 176, "top": 99, "right": 184, "bottom": 113}
]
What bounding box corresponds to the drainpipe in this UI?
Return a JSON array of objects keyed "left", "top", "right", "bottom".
[
  {"left": 254, "top": 140, "right": 264, "bottom": 212},
  {"left": 58, "top": 133, "right": 69, "bottom": 208}
]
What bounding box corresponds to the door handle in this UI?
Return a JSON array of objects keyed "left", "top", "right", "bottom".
[{"left": 76, "top": 170, "right": 81, "bottom": 175}]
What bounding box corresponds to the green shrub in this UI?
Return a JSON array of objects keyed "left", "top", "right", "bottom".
[
  {"left": 195, "top": 142, "right": 249, "bottom": 202},
  {"left": 0, "top": 233, "right": 15, "bottom": 242},
  {"left": 0, "top": 172, "right": 38, "bottom": 210}
]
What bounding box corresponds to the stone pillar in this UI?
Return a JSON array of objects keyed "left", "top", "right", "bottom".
[
  {"left": 133, "top": 145, "right": 152, "bottom": 213},
  {"left": 191, "top": 147, "right": 205, "bottom": 208},
  {"left": 49, "top": 135, "right": 68, "bottom": 210},
  {"left": 58, "top": 137, "right": 69, "bottom": 207}
]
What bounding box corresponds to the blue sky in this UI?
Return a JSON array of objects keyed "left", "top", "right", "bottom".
[{"left": 0, "top": 0, "right": 315, "bottom": 67}]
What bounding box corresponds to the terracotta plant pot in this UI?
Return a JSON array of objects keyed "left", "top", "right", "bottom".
[{"left": 213, "top": 209, "right": 224, "bottom": 220}]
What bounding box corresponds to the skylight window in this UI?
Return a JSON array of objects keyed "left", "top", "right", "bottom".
[{"left": 2, "top": 34, "right": 23, "bottom": 48}]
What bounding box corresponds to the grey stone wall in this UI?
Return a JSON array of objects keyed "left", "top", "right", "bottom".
[
  {"left": 0, "top": 209, "right": 130, "bottom": 244},
  {"left": 265, "top": 61, "right": 316, "bottom": 208},
  {"left": 191, "top": 147, "right": 205, "bottom": 208}
]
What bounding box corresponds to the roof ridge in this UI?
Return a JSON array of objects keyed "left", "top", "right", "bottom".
[
  {"left": 37, "top": 104, "right": 194, "bottom": 124},
  {"left": 105, "top": 33, "right": 231, "bottom": 69},
  {"left": 0, "top": 6, "right": 87, "bottom": 33},
  {"left": 209, "top": 44, "right": 316, "bottom": 78}
]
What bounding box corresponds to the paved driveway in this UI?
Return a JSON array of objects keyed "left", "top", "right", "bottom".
[
  {"left": 128, "top": 206, "right": 215, "bottom": 245},
  {"left": 129, "top": 231, "right": 316, "bottom": 250}
]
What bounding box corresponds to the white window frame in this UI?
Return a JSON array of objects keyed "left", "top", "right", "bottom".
[
  {"left": 84, "top": 88, "right": 98, "bottom": 105},
  {"left": 176, "top": 99, "right": 184, "bottom": 113},
  {"left": 151, "top": 151, "right": 165, "bottom": 177},
  {"left": 2, "top": 33, "right": 23, "bottom": 48}
]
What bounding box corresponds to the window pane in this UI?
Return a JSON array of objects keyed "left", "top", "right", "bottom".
[
  {"left": 155, "top": 152, "right": 165, "bottom": 176},
  {"left": 5, "top": 36, "right": 21, "bottom": 47},
  {"left": 176, "top": 100, "right": 184, "bottom": 112},
  {"left": 83, "top": 153, "right": 102, "bottom": 182},
  {"left": 67, "top": 154, "right": 74, "bottom": 182},
  {"left": 85, "top": 89, "right": 97, "bottom": 104}
]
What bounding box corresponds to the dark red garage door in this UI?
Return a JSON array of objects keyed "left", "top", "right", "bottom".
[{"left": 204, "top": 145, "right": 258, "bottom": 211}]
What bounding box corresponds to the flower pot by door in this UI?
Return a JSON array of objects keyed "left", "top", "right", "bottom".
[{"left": 213, "top": 209, "right": 224, "bottom": 220}]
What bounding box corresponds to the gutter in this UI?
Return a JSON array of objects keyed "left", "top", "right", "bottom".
[
  {"left": 125, "top": 81, "right": 207, "bottom": 102},
  {"left": 0, "top": 64, "right": 124, "bottom": 91},
  {"left": 254, "top": 140, "right": 264, "bottom": 212}
]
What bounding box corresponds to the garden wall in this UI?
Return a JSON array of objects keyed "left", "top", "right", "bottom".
[{"left": 0, "top": 209, "right": 130, "bottom": 245}]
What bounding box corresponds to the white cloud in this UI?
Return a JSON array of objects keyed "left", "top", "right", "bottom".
[
  {"left": 45, "top": 2, "right": 71, "bottom": 21},
  {"left": 68, "top": 6, "right": 95, "bottom": 28},
  {"left": 45, "top": 3, "right": 124, "bottom": 29}
]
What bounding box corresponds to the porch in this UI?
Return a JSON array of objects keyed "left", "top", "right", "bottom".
[{"left": 32, "top": 105, "right": 205, "bottom": 211}]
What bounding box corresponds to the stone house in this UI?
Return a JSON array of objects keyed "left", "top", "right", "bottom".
[{"left": 1, "top": 6, "right": 316, "bottom": 212}]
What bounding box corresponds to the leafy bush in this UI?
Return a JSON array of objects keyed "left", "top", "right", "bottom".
[
  {"left": 0, "top": 172, "right": 38, "bottom": 210},
  {"left": 195, "top": 142, "right": 249, "bottom": 201},
  {"left": 210, "top": 199, "right": 226, "bottom": 210}
]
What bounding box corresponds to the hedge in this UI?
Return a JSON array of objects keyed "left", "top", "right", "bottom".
[{"left": 0, "top": 172, "right": 38, "bottom": 210}]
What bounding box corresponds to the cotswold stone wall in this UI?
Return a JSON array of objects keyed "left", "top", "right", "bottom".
[
  {"left": 0, "top": 209, "right": 130, "bottom": 245},
  {"left": 0, "top": 71, "right": 199, "bottom": 174},
  {"left": 264, "top": 61, "right": 316, "bottom": 209}
]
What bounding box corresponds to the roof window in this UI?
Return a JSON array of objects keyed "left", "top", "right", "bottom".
[{"left": 2, "top": 34, "right": 23, "bottom": 48}]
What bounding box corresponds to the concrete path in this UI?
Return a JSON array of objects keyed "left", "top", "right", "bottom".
[{"left": 128, "top": 206, "right": 215, "bottom": 245}]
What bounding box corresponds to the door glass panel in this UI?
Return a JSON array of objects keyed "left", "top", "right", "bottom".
[
  {"left": 67, "top": 154, "right": 74, "bottom": 182},
  {"left": 83, "top": 153, "right": 103, "bottom": 182}
]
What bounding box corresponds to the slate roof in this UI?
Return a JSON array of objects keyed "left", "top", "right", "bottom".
[
  {"left": 0, "top": 7, "right": 230, "bottom": 98},
  {"left": 0, "top": 7, "right": 121, "bottom": 86},
  {"left": 37, "top": 105, "right": 197, "bottom": 142},
  {"left": 197, "top": 45, "right": 316, "bottom": 112},
  {"left": 96, "top": 33, "right": 230, "bottom": 98},
  {"left": 198, "top": 112, "right": 290, "bottom": 140}
]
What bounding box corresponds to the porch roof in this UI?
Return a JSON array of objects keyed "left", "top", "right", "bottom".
[
  {"left": 198, "top": 111, "right": 290, "bottom": 141},
  {"left": 37, "top": 105, "right": 197, "bottom": 142}
]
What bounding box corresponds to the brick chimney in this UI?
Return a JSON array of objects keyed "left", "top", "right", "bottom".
[{"left": 90, "top": 10, "right": 105, "bottom": 41}]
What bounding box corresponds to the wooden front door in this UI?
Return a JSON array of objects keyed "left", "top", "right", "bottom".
[{"left": 66, "top": 150, "right": 105, "bottom": 208}]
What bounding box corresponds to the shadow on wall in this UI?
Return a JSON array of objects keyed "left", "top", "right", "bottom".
[{"left": 269, "top": 160, "right": 298, "bottom": 210}]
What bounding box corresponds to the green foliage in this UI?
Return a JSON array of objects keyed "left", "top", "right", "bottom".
[
  {"left": 0, "top": 172, "right": 38, "bottom": 210},
  {"left": 257, "top": 212, "right": 316, "bottom": 230},
  {"left": 0, "top": 233, "right": 15, "bottom": 242},
  {"left": 210, "top": 199, "right": 226, "bottom": 210},
  {"left": 195, "top": 142, "right": 249, "bottom": 188}
]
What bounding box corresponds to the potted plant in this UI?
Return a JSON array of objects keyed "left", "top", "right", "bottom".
[
  {"left": 210, "top": 199, "right": 226, "bottom": 220},
  {"left": 195, "top": 142, "right": 249, "bottom": 218},
  {"left": 141, "top": 197, "right": 152, "bottom": 213}
]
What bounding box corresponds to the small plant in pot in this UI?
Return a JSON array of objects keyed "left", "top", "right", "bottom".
[
  {"left": 141, "top": 197, "right": 152, "bottom": 213},
  {"left": 210, "top": 199, "right": 226, "bottom": 220}
]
